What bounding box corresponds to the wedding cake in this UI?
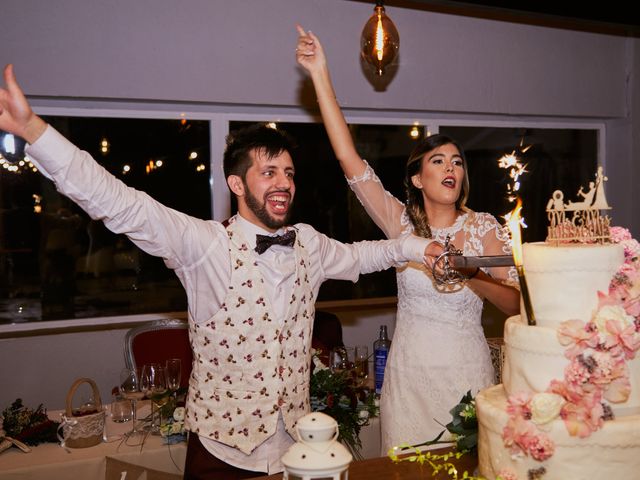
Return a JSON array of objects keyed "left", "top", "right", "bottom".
[{"left": 476, "top": 173, "right": 640, "bottom": 479}]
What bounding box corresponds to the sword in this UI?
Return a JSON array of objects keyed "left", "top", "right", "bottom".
[
  {"left": 432, "top": 236, "right": 515, "bottom": 285},
  {"left": 448, "top": 255, "right": 515, "bottom": 269}
]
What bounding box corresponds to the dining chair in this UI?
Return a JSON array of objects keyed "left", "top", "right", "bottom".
[
  {"left": 123, "top": 319, "right": 193, "bottom": 388},
  {"left": 312, "top": 310, "right": 345, "bottom": 367}
]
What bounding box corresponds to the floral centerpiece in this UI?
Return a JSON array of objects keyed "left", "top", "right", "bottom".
[
  {"left": 309, "top": 351, "right": 378, "bottom": 459},
  {"left": 1, "top": 398, "right": 59, "bottom": 446},
  {"left": 159, "top": 406, "right": 187, "bottom": 444},
  {"left": 146, "top": 387, "right": 188, "bottom": 444}
]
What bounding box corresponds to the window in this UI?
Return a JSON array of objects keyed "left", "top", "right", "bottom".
[
  {"left": 0, "top": 116, "right": 210, "bottom": 324},
  {"left": 0, "top": 111, "right": 601, "bottom": 325},
  {"left": 439, "top": 126, "right": 599, "bottom": 242}
]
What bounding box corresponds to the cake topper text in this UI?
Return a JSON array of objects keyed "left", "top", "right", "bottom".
[{"left": 546, "top": 166, "right": 611, "bottom": 244}]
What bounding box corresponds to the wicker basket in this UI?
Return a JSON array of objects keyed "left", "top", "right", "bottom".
[{"left": 60, "top": 377, "right": 106, "bottom": 448}]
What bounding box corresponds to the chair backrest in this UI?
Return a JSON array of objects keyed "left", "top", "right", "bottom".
[
  {"left": 312, "top": 310, "right": 344, "bottom": 366},
  {"left": 123, "top": 319, "right": 192, "bottom": 388}
]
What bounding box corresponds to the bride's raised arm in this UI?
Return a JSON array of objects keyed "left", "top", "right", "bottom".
[{"left": 296, "top": 26, "right": 406, "bottom": 239}]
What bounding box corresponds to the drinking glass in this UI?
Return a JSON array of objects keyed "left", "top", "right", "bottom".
[
  {"left": 329, "top": 347, "right": 352, "bottom": 374},
  {"left": 119, "top": 368, "right": 145, "bottom": 440},
  {"left": 110, "top": 393, "right": 132, "bottom": 423},
  {"left": 166, "top": 358, "right": 182, "bottom": 392},
  {"left": 141, "top": 363, "right": 168, "bottom": 433},
  {"left": 355, "top": 345, "right": 369, "bottom": 384}
]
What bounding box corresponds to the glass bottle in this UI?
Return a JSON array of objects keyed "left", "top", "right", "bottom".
[{"left": 373, "top": 325, "right": 391, "bottom": 395}]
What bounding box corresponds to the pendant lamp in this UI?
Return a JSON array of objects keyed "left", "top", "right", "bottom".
[{"left": 360, "top": 0, "right": 400, "bottom": 76}]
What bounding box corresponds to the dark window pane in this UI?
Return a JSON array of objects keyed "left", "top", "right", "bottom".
[
  {"left": 440, "top": 126, "right": 598, "bottom": 242},
  {"left": 0, "top": 116, "right": 210, "bottom": 323}
]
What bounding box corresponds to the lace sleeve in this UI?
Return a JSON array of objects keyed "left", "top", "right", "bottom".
[
  {"left": 472, "top": 212, "right": 519, "bottom": 288},
  {"left": 346, "top": 160, "right": 410, "bottom": 239}
]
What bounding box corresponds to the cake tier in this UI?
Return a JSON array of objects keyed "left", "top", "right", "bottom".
[
  {"left": 521, "top": 242, "right": 624, "bottom": 329},
  {"left": 502, "top": 316, "right": 640, "bottom": 416},
  {"left": 477, "top": 385, "right": 640, "bottom": 480}
]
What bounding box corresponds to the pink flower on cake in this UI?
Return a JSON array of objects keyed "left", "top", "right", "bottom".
[
  {"left": 563, "top": 355, "right": 596, "bottom": 394},
  {"left": 496, "top": 469, "right": 518, "bottom": 480},
  {"left": 557, "top": 319, "right": 599, "bottom": 358},
  {"left": 503, "top": 415, "right": 538, "bottom": 455},
  {"left": 601, "top": 316, "right": 640, "bottom": 360},
  {"left": 610, "top": 226, "right": 640, "bottom": 261},
  {"left": 527, "top": 433, "right": 555, "bottom": 461},
  {"left": 560, "top": 392, "right": 604, "bottom": 438},
  {"left": 506, "top": 392, "right": 532, "bottom": 419}
]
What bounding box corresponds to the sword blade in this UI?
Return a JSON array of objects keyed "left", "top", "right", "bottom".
[{"left": 448, "top": 255, "right": 515, "bottom": 269}]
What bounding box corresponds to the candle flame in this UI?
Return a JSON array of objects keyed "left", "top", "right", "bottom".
[{"left": 503, "top": 197, "right": 527, "bottom": 266}]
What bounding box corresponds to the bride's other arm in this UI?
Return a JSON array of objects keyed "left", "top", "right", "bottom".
[
  {"left": 295, "top": 26, "right": 405, "bottom": 238},
  {"left": 466, "top": 215, "right": 520, "bottom": 316}
]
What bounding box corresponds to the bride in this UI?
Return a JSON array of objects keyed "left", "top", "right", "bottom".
[{"left": 295, "top": 26, "right": 520, "bottom": 452}]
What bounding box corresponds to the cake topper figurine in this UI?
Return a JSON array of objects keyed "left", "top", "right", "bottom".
[{"left": 546, "top": 167, "right": 611, "bottom": 244}]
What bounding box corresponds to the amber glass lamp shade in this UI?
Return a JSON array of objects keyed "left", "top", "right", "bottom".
[{"left": 360, "top": 2, "right": 399, "bottom": 76}]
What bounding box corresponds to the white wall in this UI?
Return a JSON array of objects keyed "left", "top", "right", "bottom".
[{"left": 0, "top": 0, "right": 638, "bottom": 409}]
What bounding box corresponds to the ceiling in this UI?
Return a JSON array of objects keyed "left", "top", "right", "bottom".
[{"left": 349, "top": 0, "right": 640, "bottom": 36}]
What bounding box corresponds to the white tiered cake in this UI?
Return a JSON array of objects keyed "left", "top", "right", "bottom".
[{"left": 476, "top": 180, "right": 640, "bottom": 479}]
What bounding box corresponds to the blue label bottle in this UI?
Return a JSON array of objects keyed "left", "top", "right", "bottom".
[{"left": 373, "top": 325, "right": 391, "bottom": 395}]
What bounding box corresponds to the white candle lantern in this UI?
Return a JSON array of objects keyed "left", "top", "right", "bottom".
[{"left": 282, "top": 412, "right": 353, "bottom": 480}]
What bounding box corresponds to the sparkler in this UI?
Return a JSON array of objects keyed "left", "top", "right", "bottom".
[{"left": 498, "top": 142, "right": 536, "bottom": 325}]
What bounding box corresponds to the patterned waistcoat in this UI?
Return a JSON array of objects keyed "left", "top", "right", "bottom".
[{"left": 184, "top": 219, "right": 315, "bottom": 454}]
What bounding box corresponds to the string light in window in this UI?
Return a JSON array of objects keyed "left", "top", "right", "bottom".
[
  {"left": 409, "top": 123, "right": 422, "bottom": 140},
  {"left": 33, "top": 194, "right": 42, "bottom": 214},
  {"left": 100, "top": 137, "right": 110, "bottom": 155}
]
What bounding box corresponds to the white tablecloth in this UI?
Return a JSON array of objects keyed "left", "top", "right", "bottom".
[
  {"left": 0, "top": 402, "right": 381, "bottom": 479},
  {"left": 0, "top": 402, "right": 186, "bottom": 480}
]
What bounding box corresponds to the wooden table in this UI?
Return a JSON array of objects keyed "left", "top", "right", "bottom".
[{"left": 253, "top": 447, "right": 478, "bottom": 480}]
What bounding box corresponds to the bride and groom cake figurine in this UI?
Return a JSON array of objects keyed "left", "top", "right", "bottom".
[
  {"left": 545, "top": 166, "right": 613, "bottom": 244},
  {"left": 474, "top": 169, "right": 640, "bottom": 479},
  {"left": 546, "top": 166, "right": 610, "bottom": 212}
]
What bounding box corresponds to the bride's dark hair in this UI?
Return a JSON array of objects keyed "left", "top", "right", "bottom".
[{"left": 404, "top": 134, "right": 470, "bottom": 238}]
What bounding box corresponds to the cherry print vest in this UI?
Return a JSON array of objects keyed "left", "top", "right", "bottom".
[{"left": 184, "top": 219, "right": 315, "bottom": 454}]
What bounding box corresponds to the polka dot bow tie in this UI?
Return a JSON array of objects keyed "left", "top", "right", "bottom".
[{"left": 254, "top": 230, "right": 296, "bottom": 254}]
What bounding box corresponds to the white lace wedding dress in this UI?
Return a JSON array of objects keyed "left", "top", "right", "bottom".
[{"left": 347, "top": 162, "right": 517, "bottom": 452}]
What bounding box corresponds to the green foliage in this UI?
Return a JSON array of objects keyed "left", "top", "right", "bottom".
[{"left": 309, "top": 358, "right": 378, "bottom": 458}]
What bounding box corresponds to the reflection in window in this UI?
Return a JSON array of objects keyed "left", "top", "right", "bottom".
[{"left": 0, "top": 116, "right": 210, "bottom": 324}]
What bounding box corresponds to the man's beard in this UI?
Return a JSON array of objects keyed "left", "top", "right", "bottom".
[{"left": 244, "top": 187, "right": 292, "bottom": 230}]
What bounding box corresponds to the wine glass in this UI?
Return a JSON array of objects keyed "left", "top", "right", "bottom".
[
  {"left": 119, "top": 368, "right": 145, "bottom": 440},
  {"left": 354, "top": 345, "right": 369, "bottom": 385},
  {"left": 166, "top": 358, "right": 182, "bottom": 392},
  {"left": 141, "top": 363, "right": 168, "bottom": 433},
  {"left": 329, "top": 347, "right": 351, "bottom": 374}
]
